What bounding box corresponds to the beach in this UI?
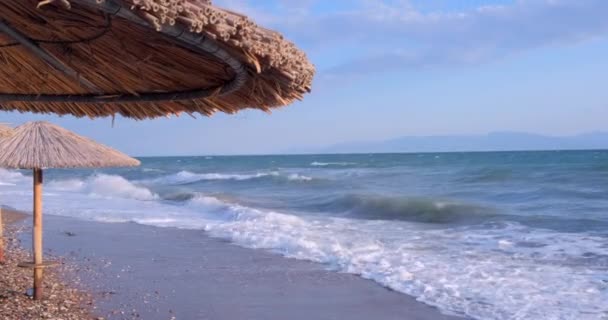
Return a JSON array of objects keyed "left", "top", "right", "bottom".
[
  {"left": 0, "top": 151, "right": 606, "bottom": 319},
  {"left": 19, "top": 214, "right": 462, "bottom": 320},
  {"left": 1, "top": 0, "right": 605, "bottom": 318},
  {"left": 0, "top": 208, "right": 94, "bottom": 320}
]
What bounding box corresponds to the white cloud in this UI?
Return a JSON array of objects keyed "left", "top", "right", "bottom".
[{"left": 216, "top": 0, "right": 608, "bottom": 73}]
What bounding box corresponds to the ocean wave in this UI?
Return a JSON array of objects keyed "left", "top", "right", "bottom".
[
  {"left": 160, "top": 191, "right": 197, "bottom": 202},
  {"left": 142, "top": 170, "right": 277, "bottom": 185},
  {"left": 48, "top": 174, "right": 158, "bottom": 201},
  {"left": 311, "top": 161, "right": 356, "bottom": 167},
  {"left": 194, "top": 200, "right": 608, "bottom": 320},
  {"left": 1, "top": 155, "right": 606, "bottom": 319},
  {"left": 2, "top": 176, "right": 604, "bottom": 319},
  {"left": 189, "top": 194, "right": 227, "bottom": 207},
  {"left": 47, "top": 179, "right": 86, "bottom": 191},
  {"left": 160, "top": 192, "right": 231, "bottom": 207},
  {"left": 141, "top": 170, "right": 314, "bottom": 185},
  {"left": 311, "top": 194, "right": 496, "bottom": 224},
  {"left": 287, "top": 173, "right": 313, "bottom": 181}
]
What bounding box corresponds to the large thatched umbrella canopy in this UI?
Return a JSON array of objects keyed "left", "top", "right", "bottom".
[
  {"left": 0, "top": 121, "right": 139, "bottom": 300},
  {"left": 0, "top": 0, "right": 315, "bottom": 119}
]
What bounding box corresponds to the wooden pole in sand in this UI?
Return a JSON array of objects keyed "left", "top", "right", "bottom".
[
  {"left": 0, "top": 207, "right": 4, "bottom": 264},
  {"left": 33, "top": 168, "right": 44, "bottom": 300}
]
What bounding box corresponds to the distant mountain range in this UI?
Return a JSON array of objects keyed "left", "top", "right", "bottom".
[{"left": 319, "top": 132, "right": 608, "bottom": 154}]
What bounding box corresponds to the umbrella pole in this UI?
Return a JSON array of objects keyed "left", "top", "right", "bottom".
[
  {"left": 0, "top": 207, "right": 4, "bottom": 264},
  {"left": 33, "top": 168, "right": 44, "bottom": 300}
]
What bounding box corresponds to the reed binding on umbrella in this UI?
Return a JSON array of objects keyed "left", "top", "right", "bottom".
[{"left": 0, "top": 0, "right": 315, "bottom": 119}]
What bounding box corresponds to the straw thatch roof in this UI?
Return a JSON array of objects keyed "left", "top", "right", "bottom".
[
  {"left": 0, "top": 121, "right": 140, "bottom": 169},
  {"left": 0, "top": 125, "right": 13, "bottom": 138},
  {"left": 0, "top": 0, "right": 315, "bottom": 120}
]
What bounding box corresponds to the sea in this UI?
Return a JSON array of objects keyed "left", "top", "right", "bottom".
[{"left": 0, "top": 151, "right": 607, "bottom": 320}]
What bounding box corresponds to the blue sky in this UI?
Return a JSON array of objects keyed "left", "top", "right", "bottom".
[{"left": 3, "top": 0, "right": 608, "bottom": 156}]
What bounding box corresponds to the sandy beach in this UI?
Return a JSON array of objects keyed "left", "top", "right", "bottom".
[
  {"left": 15, "top": 214, "right": 465, "bottom": 320},
  {"left": 0, "top": 208, "right": 94, "bottom": 320}
]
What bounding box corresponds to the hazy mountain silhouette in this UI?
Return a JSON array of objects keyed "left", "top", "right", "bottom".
[{"left": 321, "top": 132, "right": 608, "bottom": 153}]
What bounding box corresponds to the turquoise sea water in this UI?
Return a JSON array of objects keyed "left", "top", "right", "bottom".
[{"left": 0, "top": 151, "right": 607, "bottom": 319}]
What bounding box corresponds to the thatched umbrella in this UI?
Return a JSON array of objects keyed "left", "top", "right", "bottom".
[
  {"left": 0, "top": 0, "right": 315, "bottom": 119},
  {"left": 0, "top": 124, "right": 12, "bottom": 138},
  {"left": 0, "top": 121, "right": 140, "bottom": 300},
  {"left": 0, "top": 124, "right": 14, "bottom": 265}
]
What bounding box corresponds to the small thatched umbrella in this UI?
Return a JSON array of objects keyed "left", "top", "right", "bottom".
[
  {"left": 0, "top": 121, "right": 140, "bottom": 300},
  {"left": 0, "top": 0, "right": 315, "bottom": 119},
  {"left": 0, "top": 124, "right": 14, "bottom": 265}
]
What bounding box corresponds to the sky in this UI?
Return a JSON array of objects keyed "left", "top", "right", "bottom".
[{"left": 2, "top": 0, "right": 608, "bottom": 156}]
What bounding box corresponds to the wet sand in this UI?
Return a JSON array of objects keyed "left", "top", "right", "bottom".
[{"left": 23, "top": 214, "right": 467, "bottom": 320}]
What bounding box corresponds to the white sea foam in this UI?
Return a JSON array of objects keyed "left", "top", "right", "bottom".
[
  {"left": 47, "top": 179, "right": 86, "bottom": 191},
  {"left": 287, "top": 173, "right": 313, "bottom": 181},
  {"left": 141, "top": 170, "right": 280, "bottom": 185},
  {"left": 86, "top": 175, "right": 157, "bottom": 200},
  {"left": 140, "top": 170, "right": 313, "bottom": 185},
  {"left": 48, "top": 174, "right": 157, "bottom": 201},
  {"left": 311, "top": 162, "right": 356, "bottom": 167},
  {"left": 201, "top": 213, "right": 608, "bottom": 320},
  {"left": 0, "top": 169, "right": 605, "bottom": 319},
  {"left": 188, "top": 195, "right": 234, "bottom": 213}
]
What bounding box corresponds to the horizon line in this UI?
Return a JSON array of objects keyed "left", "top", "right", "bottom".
[{"left": 132, "top": 148, "right": 608, "bottom": 158}]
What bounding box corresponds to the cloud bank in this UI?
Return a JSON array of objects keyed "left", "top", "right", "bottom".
[{"left": 217, "top": 0, "right": 608, "bottom": 74}]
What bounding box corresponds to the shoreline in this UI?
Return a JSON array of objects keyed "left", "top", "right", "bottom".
[
  {"left": 1, "top": 207, "right": 27, "bottom": 225},
  {"left": 24, "top": 214, "right": 467, "bottom": 320},
  {"left": 0, "top": 207, "right": 95, "bottom": 319}
]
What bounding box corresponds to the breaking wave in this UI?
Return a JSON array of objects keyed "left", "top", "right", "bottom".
[
  {"left": 287, "top": 173, "right": 313, "bottom": 181},
  {"left": 48, "top": 174, "right": 158, "bottom": 201},
  {"left": 311, "top": 194, "right": 497, "bottom": 224},
  {"left": 311, "top": 162, "right": 356, "bottom": 167},
  {"left": 140, "top": 170, "right": 314, "bottom": 185},
  {"left": 142, "top": 171, "right": 278, "bottom": 185}
]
